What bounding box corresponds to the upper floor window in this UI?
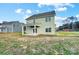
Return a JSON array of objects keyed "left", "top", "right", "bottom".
[{"left": 45, "top": 17, "right": 51, "bottom": 22}]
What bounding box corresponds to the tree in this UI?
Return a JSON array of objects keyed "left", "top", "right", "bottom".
[
  {"left": 57, "top": 16, "right": 79, "bottom": 31},
  {"left": 58, "top": 26, "right": 63, "bottom": 31},
  {"left": 66, "top": 16, "right": 78, "bottom": 31},
  {"left": 63, "top": 23, "right": 69, "bottom": 29}
]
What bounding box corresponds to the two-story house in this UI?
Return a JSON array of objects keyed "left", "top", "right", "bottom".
[
  {"left": 0, "top": 21, "right": 24, "bottom": 32},
  {"left": 22, "top": 11, "right": 56, "bottom": 35}
]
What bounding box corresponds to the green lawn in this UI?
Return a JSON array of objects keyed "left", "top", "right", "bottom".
[{"left": 56, "top": 32, "right": 79, "bottom": 36}]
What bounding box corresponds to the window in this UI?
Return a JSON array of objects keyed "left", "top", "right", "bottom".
[
  {"left": 46, "top": 28, "right": 48, "bottom": 32},
  {"left": 33, "top": 28, "right": 37, "bottom": 33},
  {"left": 45, "top": 17, "right": 51, "bottom": 22},
  {"left": 45, "top": 28, "right": 51, "bottom": 32},
  {"left": 49, "top": 28, "right": 51, "bottom": 32}
]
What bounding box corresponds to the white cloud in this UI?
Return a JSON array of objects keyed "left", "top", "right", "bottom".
[
  {"left": 23, "top": 15, "right": 30, "bottom": 20},
  {"left": 38, "top": 4, "right": 42, "bottom": 8},
  {"left": 0, "top": 19, "right": 12, "bottom": 23},
  {"left": 38, "top": 3, "right": 75, "bottom": 12},
  {"left": 35, "top": 10, "right": 40, "bottom": 13},
  {"left": 38, "top": 3, "right": 74, "bottom": 8},
  {"left": 54, "top": 3, "right": 74, "bottom": 8},
  {"left": 55, "top": 16, "right": 66, "bottom": 27},
  {"left": 56, "top": 16, "right": 66, "bottom": 20},
  {"left": 76, "top": 14, "right": 79, "bottom": 18},
  {"left": 55, "top": 7, "right": 67, "bottom": 12},
  {"left": 65, "top": 3, "right": 75, "bottom": 8},
  {"left": 76, "top": 14, "right": 79, "bottom": 20},
  {"left": 26, "top": 9, "right": 32, "bottom": 14},
  {"left": 15, "top": 9, "right": 33, "bottom": 14},
  {"left": 15, "top": 9, "right": 23, "bottom": 14}
]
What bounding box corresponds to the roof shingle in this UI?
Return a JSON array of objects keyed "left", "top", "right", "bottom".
[{"left": 26, "top": 10, "right": 56, "bottom": 20}]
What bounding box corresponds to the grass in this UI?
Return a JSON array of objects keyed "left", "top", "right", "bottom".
[
  {"left": 56, "top": 32, "right": 79, "bottom": 36},
  {"left": 0, "top": 32, "right": 79, "bottom": 55}
]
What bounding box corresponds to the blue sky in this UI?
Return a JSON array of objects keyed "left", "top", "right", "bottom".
[{"left": 0, "top": 3, "right": 79, "bottom": 27}]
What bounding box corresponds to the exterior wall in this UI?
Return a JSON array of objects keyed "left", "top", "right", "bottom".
[
  {"left": 2, "top": 24, "right": 13, "bottom": 32},
  {"left": 13, "top": 23, "right": 23, "bottom": 32},
  {"left": 35, "top": 16, "right": 55, "bottom": 35},
  {"left": 0, "top": 28, "right": 6, "bottom": 32},
  {"left": 25, "top": 19, "right": 34, "bottom": 35},
  {"left": 7, "top": 25, "right": 13, "bottom": 32},
  {"left": 1, "top": 28, "right": 6, "bottom": 32},
  {"left": 0, "top": 22, "right": 24, "bottom": 33},
  {"left": 25, "top": 16, "right": 55, "bottom": 35},
  {"left": 26, "top": 26, "right": 33, "bottom": 34},
  {"left": 26, "top": 19, "right": 33, "bottom": 24},
  {"left": 0, "top": 25, "right": 2, "bottom": 32}
]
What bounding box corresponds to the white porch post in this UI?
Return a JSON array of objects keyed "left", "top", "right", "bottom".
[
  {"left": 22, "top": 25, "right": 27, "bottom": 35},
  {"left": 22, "top": 25, "right": 24, "bottom": 35}
]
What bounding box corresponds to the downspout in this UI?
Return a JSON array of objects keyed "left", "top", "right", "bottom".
[{"left": 22, "top": 25, "right": 24, "bottom": 35}]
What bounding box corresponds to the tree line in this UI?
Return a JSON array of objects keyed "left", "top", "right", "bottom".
[{"left": 57, "top": 16, "right": 79, "bottom": 31}]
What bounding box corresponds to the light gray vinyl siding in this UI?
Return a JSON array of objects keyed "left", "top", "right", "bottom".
[
  {"left": 0, "top": 21, "right": 24, "bottom": 32},
  {"left": 24, "top": 16, "right": 55, "bottom": 35},
  {"left": 13, "top": 23, "right": 23, "bottom": 32},
  {"left": 2, "top": 24, "right": 13, "bottom": 32}
]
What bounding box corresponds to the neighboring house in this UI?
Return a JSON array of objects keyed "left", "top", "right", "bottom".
[
  {"left": 0, "top": 21, "right": 24, "bottom": 32},
  {"left": 22, "top": 11, "right": 56, "bottom": 35}
]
